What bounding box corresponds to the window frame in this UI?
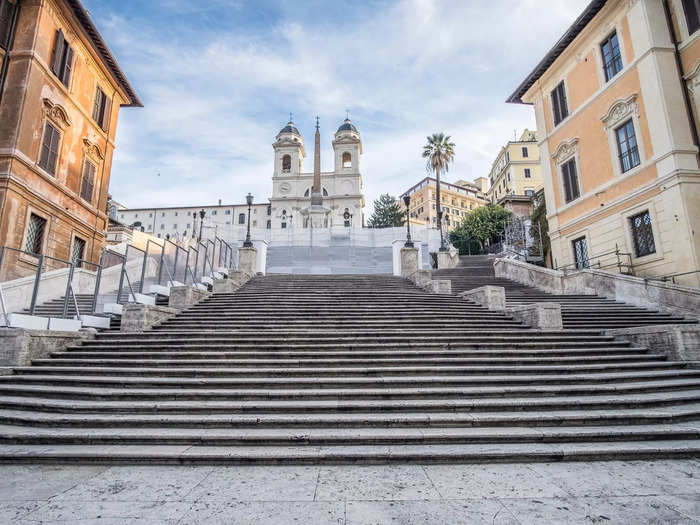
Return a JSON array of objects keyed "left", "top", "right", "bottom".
[
  {"left": 50, "top": 29, "right": 74, "bottom": 88},
  {"left": 521, "top": 146, "right": 528, "bottom": 158},
  {"left": 561, "top": 157, "right": 581, "bottom": 204},
  {"left": 571, "top": 236, "right": 590, "bottom": 270},
  {"left": 600, "top": 31, "right": 623, "bottom": 82},
  {"left": 70, "top": 234, "right": 86, "bottom": 267},
  {"left": 38, "top": 120, "right": 61, "bottom": 176},
  {"left": 80, "top": 159, "right": 96, "bottom": 203},
  {"left": 524, "top": 168, "right": 531, "bottom": 179},
  {"left": 551, "top": 81, "right": 569, "bottom": 127},
  {"left": 615, "top": 119, "right": 640, "bottom": 174},
  {"left": 629, "top": 210, "right": 656, "bottom": 258},
  {"left": 92, "top": 86, "right": 111, "bottom": 132},
  {"left": 24, "top": 211, "right": 48, "bottom": 257},
  {"left": 682, "top": 0, "right": 700, "bottom": 37}
]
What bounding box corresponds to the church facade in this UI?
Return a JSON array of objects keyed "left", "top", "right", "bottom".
[{"left": 270, "top": 118, "right": 365, "bottom": 229}]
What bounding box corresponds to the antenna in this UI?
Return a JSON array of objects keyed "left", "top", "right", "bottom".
[
  {"left": 289, "top": 112, "right": 293, "bottom": 123},
  {"left": 346, "top": 109, "right": 350, "bottom": 120},
  {"left": 315, "top": 116, "right": 320, "bottom": 130}
]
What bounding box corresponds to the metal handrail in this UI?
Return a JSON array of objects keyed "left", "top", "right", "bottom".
[
  {"left": 646, "top": 269, "right": 700, "bottom": 285},
  {"left": 555, "top": 245, "right": 634, "bottom": 275}
]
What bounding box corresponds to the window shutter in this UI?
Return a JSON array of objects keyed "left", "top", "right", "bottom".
[
  {"left": 101, "top": 96, "right": 111, "bottom": 131},
  {"left": 562, "top": 162, "right": 572, "bottom": 202},
  {"left": 50, "top": 30, "right": 65, "bottom": 76},
  {"left": 92, "top": 87, "right": 101, "bottom": 122},
  {"left": 61, "top": 44, "right": 74, "bottom": 86},
  {"left": 39, "top": 127, "right": 52, "bottom": 171},
  {"left": 48, "top": 124, "right": 60, "bottom": 175}
]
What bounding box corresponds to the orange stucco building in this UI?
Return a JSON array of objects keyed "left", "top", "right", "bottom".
[
  {"left": 509, "top": 0, "right": 700, "bottom": 286},
  {"left": 0, "top": 0, "right": 140, "bottom": 280}
]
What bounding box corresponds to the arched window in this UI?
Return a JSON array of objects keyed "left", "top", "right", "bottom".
[
  {"left": 238, "top": 213, "right": 245, "bottom": 224},
  {"left": 323, "top": 188, "right": 328, "bottom": 197},
  {"left": 282, "top": 154, "right": 291, "bottom": 172},
  {"left": 304, "top": 188, "right": 310, "bottom": 197},
  {"left": 342, "top": 152, "right": 351, "bottom": 168}
]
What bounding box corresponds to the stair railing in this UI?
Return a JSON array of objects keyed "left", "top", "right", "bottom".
[{"left": 555, "top": 244, "right": 634, "bottom": 275}]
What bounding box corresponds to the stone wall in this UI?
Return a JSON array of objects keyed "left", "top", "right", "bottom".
[
  {"left": 494, "top": 258, "right": 700, "bottom": 318},
  {"left": 0, "top": 328, "right": 94, "bottom": 367},
  {"left": 606, "top": 325, "right": 700, "bottom": 362},
  {"left": 121, "top": 304, "right": 177, "bottom": 332}
]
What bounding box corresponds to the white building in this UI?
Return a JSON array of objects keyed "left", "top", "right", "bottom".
[
  {"left": 115, "top": 202, "right": 270, "bottom": 242},
  {"left": 270, "top": 118, "right": 365, "bottom": 229},
  {"left": 115, "top": 116, "right": 366, "bottom": 239}
]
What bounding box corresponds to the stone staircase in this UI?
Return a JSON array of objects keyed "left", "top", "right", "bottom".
[
  {"left": 0, "top": 273, "right": 699, "bottom": 463},
  {"left": 433, "top": 256, "right": 698, "bottom": 329}
]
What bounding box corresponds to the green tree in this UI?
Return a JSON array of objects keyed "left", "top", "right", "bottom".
[
  {"left": 449, "top": 204, "right": 512, "bottom": 254},
  {"left": 367, "top": 193, "right": 406, "bottom": 228},
  {"left": 422, "top": 133, "right": 455, "bottom": 250},
  {"left": 530, "top": 192, "right": 551, "bottom": 266}
]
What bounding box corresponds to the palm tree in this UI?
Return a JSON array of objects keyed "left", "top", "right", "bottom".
[{"left": 422, "top": 133, "right": 455, "bottom": 251}]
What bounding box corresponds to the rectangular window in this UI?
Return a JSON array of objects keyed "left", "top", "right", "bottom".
[
  {"left": 25, "top": 213, "right": 47, "bottom": 255},
  {"left": 38, "top": 121, "right": 61, "bottom": 175},
  {"left": 225, "top": 210, "right": 231, "bottom": 215},
  {"left": 521, "top": 147, "right": 528, "bottom": 158},
  {"left": 683, "top": 0, "right": 700, "bottom": 35},
  {"left": 80, "top": 160, "right": 96, "bottom": 202},
  {"left": 572, "top": 237, "right": 589, "bottom": 270},
  {"left": 561, "top": 158, "right": 580, "bottom": 203},
  {"left": 616, "top": 120, "right": 640, "bottom": 173},
  {"left": 212, "top": 210, "right": 217, "bottom": 215},
  {"left": 71, "top": 236, "right": 85, "bottom": 267},
  {"left": 91, "top": 87, "right": 111, "bottom": 131},
  {"left": 601, "top": 32, "right": 623, "bottom": 81},
  {"left": 551, "top": 81, "right": 569, "bottom": 126},
  {"left": 0, "top": 0, "right": 17, "bottom": 51},
  {"left": 50, "top": 30, "right": 74, "bottom": 87},
  {"left": 524, "top": 168, "right": 531, "bottom": 178},
  {"left": 266, "top": 220, "right": 271, "bottom": 229},
  {"left": 630, "top": 210, "right": 656, "bottom": 257}
]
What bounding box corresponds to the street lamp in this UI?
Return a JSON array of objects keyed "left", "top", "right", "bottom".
[
  {"left": 198, "top": 209, "right": 205, "bottom": 243},
  {"left": 191, "top": 211, "right": 197, "bottom": 238},
  {"left": 402, "top": 194, "right": 414, "bottom": 248},
  {"left": 243, "top": 193, "right": 254, "bottom": 247}
]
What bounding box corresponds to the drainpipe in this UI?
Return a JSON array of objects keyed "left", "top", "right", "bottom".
[
  {"left": 0, "top": 0, "right": 20, "bottom": 107},
  {"left": 663, "top": 0, "right": 700, "bottom": 150}
]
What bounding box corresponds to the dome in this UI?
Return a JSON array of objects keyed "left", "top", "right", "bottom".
[
  {"left": 336, "top": 118, "right": 358, "bottom": 133},
  {"left": 279, "top": 121, "right": 300, "bottom": 135}
]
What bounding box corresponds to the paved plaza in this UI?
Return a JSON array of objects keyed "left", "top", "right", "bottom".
[{"left": 0, "top": 459, "right": 697, "bottom": 523}]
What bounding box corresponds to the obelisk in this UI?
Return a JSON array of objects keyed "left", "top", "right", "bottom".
[{"left": 311, "top": 116, "right": 322, "bottom": 207}]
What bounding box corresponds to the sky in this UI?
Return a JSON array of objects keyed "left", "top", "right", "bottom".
[{"left": 83, "top": 0, "right": 590, "bottom": 213}]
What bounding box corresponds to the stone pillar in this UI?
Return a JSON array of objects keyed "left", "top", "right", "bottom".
[
  {"left": 459, "top": 286, "right": 506, "bottom": 311},
  {"left": 121, "top": 304, "right": 177, "bottom": 332},
  {"left": 169, "top": 286, "right": 209, "bottom": 310},
  {"left": 213, "top": 270, "right": 254, "bottom": 293},
  {"left": 437, "top": 249, "right": 458, "bottom": 269},
  {"left": 509, "top": 302, "right": 562, "bottom": 330},
  {"left": 400, "top": 247, "right": 419, "bottom": 279},
  {"left": 238, "top": 247, "right": 258, "bottom": 275}
]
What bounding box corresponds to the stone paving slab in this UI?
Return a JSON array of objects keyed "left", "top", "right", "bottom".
[{"left": 0, "top": 460, "right": 698, "bottom": 523}]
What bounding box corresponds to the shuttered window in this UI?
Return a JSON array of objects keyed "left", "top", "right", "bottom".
[
  {"left": 80, "top": 160, "right": 96, "bottom": 203},
  {"left": 92, "top": 87, "right": 111, "bottom": 131},
  {"left": 683, "top": 0, "right": 700, "bottom": 35},
  {"left": 39, "top": 121, "right": 61, "bottom": 175},
  {"left": 0, "top": 0, "right": 17, "bottom": 51},
  {"left": 561, "top": 158, "right": 580, "bottom": 203},
  {"left": 50, "top": 29, "right": 74, "bottom": 87},
  {"left": 551, "top": 81, "right": 569, "bottom": 126}
]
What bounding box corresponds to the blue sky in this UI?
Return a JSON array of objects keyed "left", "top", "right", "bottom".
[{"left": 84, "top": 0, "right": 589, "bottom": 212}]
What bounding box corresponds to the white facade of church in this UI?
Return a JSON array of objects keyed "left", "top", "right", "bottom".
[{"left": 270, "top": 119, "right": 365, "bottom": 229}]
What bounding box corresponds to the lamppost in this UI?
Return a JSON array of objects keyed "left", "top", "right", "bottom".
[
  {"left": 402, "top": 194, "right": 414, "bottom": 248},
  {"left": 192, "top": 211, "right": 197, "bottom": 239},
  {"left": 243, "top": 193, "right": 253, "bottom": 247},
  {"left": 198, "top": 209, "right": 205, "bottom": 243}
]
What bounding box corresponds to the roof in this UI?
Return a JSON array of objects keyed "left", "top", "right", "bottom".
[
  {"left": 278, "top": 121, "right": 301, "bottom": 135},
  {"left": 119, "top": 202, "right": 270, "bottom": 212},
  {"left": 506, "top": 0, "right": 607, "bottom": 104},
  {"left": 65, "top": 0, "right": 142, "bottom": 107},
  {"left": 337, "top": 118, "right": 358, "bottom": 133}
]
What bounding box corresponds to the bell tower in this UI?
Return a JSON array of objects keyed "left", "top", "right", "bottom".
[
  {"left": 273, "top": 119, "right": 305, "bottom": 178},
  {"left": 333, "top": 117, "right": 362, "bottom": 173}
]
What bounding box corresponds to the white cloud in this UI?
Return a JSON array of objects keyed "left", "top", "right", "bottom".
[{"left": 104, "top": 0, "right": 589, "bottom": 214}]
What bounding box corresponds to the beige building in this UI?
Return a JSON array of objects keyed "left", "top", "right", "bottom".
[
  {"left": 509, "top": 0, "right": 700, "bottom": 286},
  {"left": 400, "top": 177, "right": 488, "bottom": 232},
  {"left": 0, "top": 0, "right": 141, "bottom": 280},
  {"left": 486, "top": 129, "right": 543, "bottom": 206}
]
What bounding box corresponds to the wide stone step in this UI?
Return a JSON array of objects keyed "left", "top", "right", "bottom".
[
  {"left": 8, "top": 368, "right": 699, "bottom": 386},
  {"left": 2, "top": 404, "right": 699, "bottom": 428},
  {"left": 31, "top": 354, "right": 666, "bottom": 369},
  {"left": 55, "top": 346, "right": 651, "bottom": 359},
  {"left": 0, "top": 389, "right": 698, "bottom": 411},
  {"left": 1, "top": 424, "right": 698, "bottom": 447}
]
